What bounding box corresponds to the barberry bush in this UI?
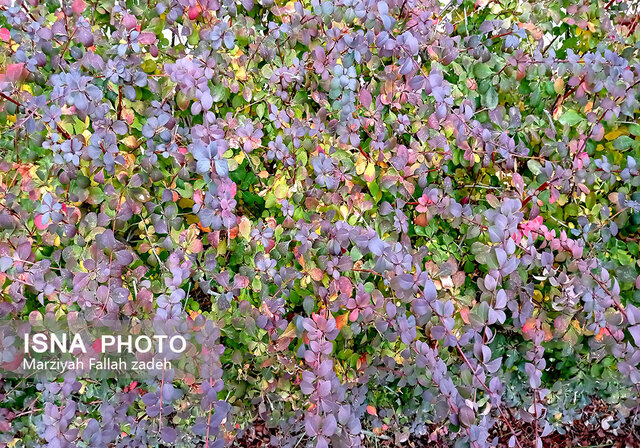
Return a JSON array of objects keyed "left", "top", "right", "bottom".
[{"left": 1, "top": 0, "right": 640, "bottom": 447}]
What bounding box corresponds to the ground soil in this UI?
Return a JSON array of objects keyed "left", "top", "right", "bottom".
[{"left": 234, "top": 399, "right": 640, "bottom": 447}]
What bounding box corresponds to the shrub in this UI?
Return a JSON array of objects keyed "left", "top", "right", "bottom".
[{"left": 1, "top": 0, "right": 640, "bottom": 447}]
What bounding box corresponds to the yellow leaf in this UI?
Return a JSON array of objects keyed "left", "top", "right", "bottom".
[
  {"left": 178, "top": 198, "right": 195, "bottom": 208},
  {"left": 364, "top": 162, "right": 375, "bottom": 182},
  {"left": 274, "top": 179, "right": 289, "bottom": 200},
  {"left": 279, "top": 321, "right": 297, "bottom": 340},
  {"left": 238, "top": 216, "right": 251, "bottom": 239},
  {"left": 217, "top": 238, "right": 227, "bottom": 256},
  {"left": 556, "top": 194, "right": 568, "bottom": 206},
  {"left": 605, "top": 128, "right": 627, "bottom": 141},
  {"left": 533, "top": 290, "right": 543, "bottom": 303},
  {"left": 553, "top": 78, "right": 565, "bottom": 95},
  {"left": 186, "top": 214, "right": 199, "bottom": 225},
  {"left": 584, "top": 101, "right": 593, "bottom": 114},
  {"left": 355, "top": 154, "right": 367, "bottom": 175},
  {"left": 122, "top": 135, "right": 140, "bottom": 149},
  {"left": 234, "top": 151, "right": 246, "bottom": 164},
  {"left": 61, "top": 121, "right": 74, "bottom": 136},
  {"left": 122, "top": 152, "right": 137, "bottom": 169},
  {"left": 236, "top": 65, "right": 247, "bottom": 81}
]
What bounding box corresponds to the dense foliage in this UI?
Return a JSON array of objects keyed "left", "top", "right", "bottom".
[{"left": 1, "top": 0, "right": 640, "bottom": 446}]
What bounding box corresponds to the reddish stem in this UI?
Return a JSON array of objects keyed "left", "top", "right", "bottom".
[
  {"left": 521, "top": 181, "right": 549, "bottom": 207},
  {"left": 117, "top": 85, "right": 123, "bottom": 121}
]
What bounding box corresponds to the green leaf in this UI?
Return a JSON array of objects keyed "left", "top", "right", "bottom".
[
  {"left": 629, "top": 124, "right": 640, "bottom": 136},
  {"left": 368, "top": 181, "right": 379, "bottom": 199},
  {"left": 292, "top": 90, "right": 308, "bottom": 105},
  {"left": 613, "top": 135, "right": 637, "bottom": 150},
  {"left": 482, "top": 87, "right": 498, "bottom": 109},
  {"left": 563, "top": 203, "right": 579, "bottom": 218},
  {"left": 558, "top": 110, "right": 582, "bottom": 126},
  {"left": 527, "top": 159, "right": 542, "bottom": 175},
  {"left": 231, "top": 94, "right": 247, "bottom": 109},
  {"left": 211, "top": 84, "right": 229, "bottom": 102},
  {"left": 142, "top": 59, "right": 157, "bottom": 74},
  {"left": 256, "top": 103, "right": 266, "bottom": 119},
  {"left": 474, "top": 63, "right": 492, "bottom": 79},
  {"left": 73, "top": 117, "right": 86, "bottom": 135}
]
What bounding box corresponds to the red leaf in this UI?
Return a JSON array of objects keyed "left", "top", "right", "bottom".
[
  {"left": 72, "top": 0, "right": 87, "bottom": 14},
  {"left": 0, "top": 28, "right": 10, "bottom": 43},
  {"left": 34, "top": 215, "right": 48, "bottom": 230},
  {"left": 188, "top": 5, "right": 200, "bottom": 20},
  {"left": 366, "top": 405, "right": 377, "bottom": 416},
  {"left": 1, "top": 352, "right": 23, "bottom": 371},
  {"left": 5, "top": 63, "right": 26, "bottom": 83}
]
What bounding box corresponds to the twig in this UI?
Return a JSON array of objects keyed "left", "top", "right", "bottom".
[{"left": 361, "top": 429, "right": 391, "bottom": 440}]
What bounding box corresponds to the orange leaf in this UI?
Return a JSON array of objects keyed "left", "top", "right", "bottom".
[
  {"left": 415, "top": 213, "right": 429, "bottom": 227},
  {"left": 197, "top": 222, "right": 211, "bottom": 233},
  {"left": 366, "top": 405, "right": 377, "bottom": 416},
  {"left": 460, "top": 307, "right": 470, "bottom": 324},
  {"left": 543, "top": 323, "right": 553, "bottom": 342},
  {"left": 335, "top": 313, "right": 349, "bottom": 330},
  {"left": 522, "top": 317, "right": 538, "bottom": 336},
  {"left": 595, "top": 327, "right": 610, "bottom": 342},
  {"left": 309, "top": 267, "right": 324, "bottom": 282}
]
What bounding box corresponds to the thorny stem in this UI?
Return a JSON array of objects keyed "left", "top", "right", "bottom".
[
  {"left": 117, "top": 85, "right": 123, "bottom": 121},
  {"left": 205, "top": 378, "right": 213, "bottom": 448},
  {"left": 0, "top": 92, "right": 72, "bottom": 140},
  {"left": 429, "top": 306, "right": 525, "bottom": 448}
]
